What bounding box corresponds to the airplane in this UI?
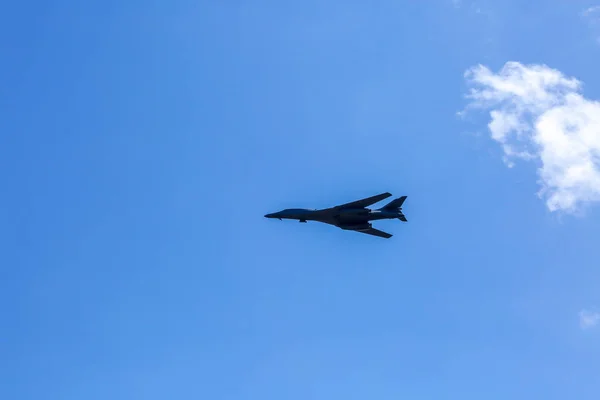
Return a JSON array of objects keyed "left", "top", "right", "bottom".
[{"left": 264, "top": 192, "right": 407, "bottom": 238}]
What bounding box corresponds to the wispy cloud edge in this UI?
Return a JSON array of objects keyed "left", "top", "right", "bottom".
[{"left": 579, "top": 309, "right": 600, "bottom": 330}]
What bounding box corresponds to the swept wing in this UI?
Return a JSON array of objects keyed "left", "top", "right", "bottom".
[
  {"left": 333, "top": 192, "right": 392, "bottom": 210},
  {"left": 354, "top": 226, "right": 393, "bottom": 239}
]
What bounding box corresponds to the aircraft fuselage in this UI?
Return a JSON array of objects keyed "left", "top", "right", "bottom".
[{"left": 264, "top": 207, "right": 403, "bottom": 224}]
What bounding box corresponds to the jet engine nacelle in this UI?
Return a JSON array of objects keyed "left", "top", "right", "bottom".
[
  {"left": 338, "top": 208, "right": 370, "bottom": 217},
  {"left": 339, "top": 222, "right": 372, "bottom": 231}
]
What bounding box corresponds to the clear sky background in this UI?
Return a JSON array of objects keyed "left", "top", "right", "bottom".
[{"left": 2, "top": 1, "right": 600, "bottom": 399}]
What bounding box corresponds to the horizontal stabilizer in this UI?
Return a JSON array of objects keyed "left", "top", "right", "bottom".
[
  {"left": 381, "top": 195, "right": 407, "bottom": 210},
  {"left": 398, "top": 213, "right": 407, "bottom": 222}
]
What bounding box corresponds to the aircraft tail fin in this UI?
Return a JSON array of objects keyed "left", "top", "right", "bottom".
[{"left": 379, "top": 195, "right": 407, "bottom": 210}]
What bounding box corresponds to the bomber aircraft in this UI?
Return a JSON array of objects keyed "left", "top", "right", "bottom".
[{"left": 264, "top": 192, "right": 407, "bottom": 238}]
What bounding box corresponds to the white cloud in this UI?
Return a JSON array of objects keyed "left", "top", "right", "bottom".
[
  {"left": 579, "top": 309, "right": 600, "bottom": 329},
  {"left": 582, "top": 5, "right": 600, "bottom": 44},
  {"left": 460, "top": 61, "right": 600, "bottom": 213},
  {"left": 582, "top": 5, "right": 600, "bottom": 17}
]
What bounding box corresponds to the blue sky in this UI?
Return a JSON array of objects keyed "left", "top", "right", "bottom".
[{"left": 2, "top": 0, "right": 600, "bottom": 399}]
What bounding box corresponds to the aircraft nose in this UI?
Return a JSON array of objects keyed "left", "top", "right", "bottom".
[{"left": 264, "top": 213, "right": 274, "bottom": 218}]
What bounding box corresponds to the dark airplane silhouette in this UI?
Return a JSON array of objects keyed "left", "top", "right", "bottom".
[{"left": 264, "top": 192, "right": 407, "bottom": 238}]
